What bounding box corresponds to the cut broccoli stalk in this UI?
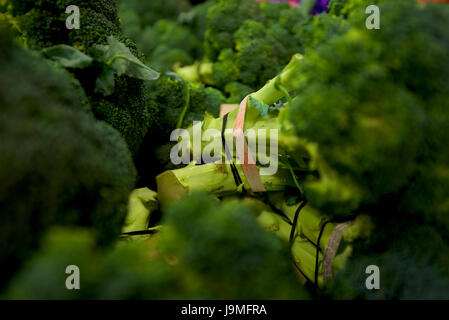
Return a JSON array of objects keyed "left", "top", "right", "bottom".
[
  {"left": 156, "top": 162, "right": 295, "bottom": 207},
  {"left": 257, "top": 209, "right": 354, "bottom": 287},
  {"left": 180, "top": 54, "right": 304, "bottom": 167},
  {"left": 267, "top": 192, "right": 374, "bottom": 252},
  {"left": 122, "top": 188, "right": 158, "bottom": 235}
]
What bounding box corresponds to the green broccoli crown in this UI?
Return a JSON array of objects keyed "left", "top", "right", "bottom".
[
  {"left": 184, "top": 82, "right": 225, "bottom": 125},
  {"left": 202, "top": 1, "right": 307, "bottom": 90},
  {"left": 119, "top": 0, "right": 190, "bottom": 31},
  {"left": 288, "top": 0, "right": 449, "bottom": 219},
  {"left": 10, "top": 1, "right": 153, "bottom": 158},
  {"left": 205, "top": 0, "right": 264, "bottom": 60},
  {"left": 142, "top": 19, "right": 201, "bottom": 71},
  {"left": 294, "top": 12, "right": 350, "bottom": 52},
  {"left": 88, "top": 75, "right": 153, "bottom": 157},
  {"left": 146, "top": 73, "right": 187, "bottom": 137},
  {"left": 259, "top": 1, "right": 291, "bottom": 23},
  {"left": 12, "top": 0, "right": 120, "bottom": 51},
  {"left": 177, "top": 0, "right": 217, "bottom": 42},
  {"left": 224, "top": 81, "right": 254, "bottom": 104},
  {"left": 234, "top": 20, "right": 295, "bottom": 88},
  {"left": 3, "top": 227, "right": 179, "bottom": 299},
  {"left": 0, "top": 30, "right": 136, "bottom": 288}
]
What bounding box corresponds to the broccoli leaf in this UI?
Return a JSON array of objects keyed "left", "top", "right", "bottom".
[
  {"left": 94, "top": 36, "right": 160, "bottom": 81},
  {"left": 249, "top": 96, "right": 269, "bottom": 116},
  {"left": 41, "top": 45, "right": 93, "bottom": 69},
  {"left": 95, "top": 66, "right": 116, "bottom": 96}
]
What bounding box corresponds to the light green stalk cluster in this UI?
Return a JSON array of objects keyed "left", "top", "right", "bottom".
[{"left": 257, "top": 193, "right": 373, "bottom": 287}]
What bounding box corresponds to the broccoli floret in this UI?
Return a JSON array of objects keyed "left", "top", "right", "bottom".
[
  {"left": 234, "top": 20, "right": 295, "bottom": 88},
  {"left": 259, "top": 1, "right": 291, "bottom": 23},
  {"left": 294, "top": 12, "right": 350, "bottom": 52},
  {"left": 205, "top": 0, "right": 265, "bottom": 60},
  {"left": 145, "top": 73, "right": 225, "bottom": 136},
  {"left": 0, "top": 28, "right": 136, "bottom": 288},
  {"left": 197, "top": 19, "right": 300, "bottom": 90},
  {"left": 118, "top": 0, "right": 190, "bottom": 32},
  {"left": 3, "top": 227, "right": 180, "bottom": 299},
  {"left": 224, "top": 81, "right": 254, "bottom": 104},
  {"left": 12, "top": 1, "right": 153, "bottom": 157},
  {"left": 136, "top": 74, "right": 225, "bottom": 185},
  {"left": 145, "top": 74, "right": 187, "bottom": 138},
  {"left": 278, "top": 0, "right": 449, "bottom": 297},
  {"left": 287, "top": 0, "right": 449, "bottom": 217},
  {"left": 184, "top": 82, "right": 225, "bottom": 126},
  {"left": 142, "top": 20, "right": 201, "bottom": 71},
  {"left": 0, "top": 43, "right": 91, "bottom": 114},
  {"left": 12, "top": 0, "right": 120, "bottom": 51},
  {"left": 178, "top": 0, "right": 217, "bottom": 42},
  {"left": 328, "top": 0, "right": 346, "bottom": 16}
]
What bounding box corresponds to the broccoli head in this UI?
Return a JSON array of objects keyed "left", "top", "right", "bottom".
[
  {"left": 288, "top": 0, "right": 449, "bottom": 217},
  {"left": 3, "top": 227, "right": 181, "bottom": 299},
  {"left": 12, "top": 0, "right": 120, "bottom": 51},
  {"left": 118, "top": 0, "right": 190, "bottom": 32},
  {"left": 224, "top": 81, "right": 254, "bottom": 104},
  {"left": 205, "top": 0, "right": 265, "bottom": 60},
  {"left": 0, "top": 28, "right": 136, "bottom": 288},
  {"left": 12, "top": 0, "right": 154, "bottom": 157},
  {"left": 142, "top": 19, "right": 201, "bottom": 71}
]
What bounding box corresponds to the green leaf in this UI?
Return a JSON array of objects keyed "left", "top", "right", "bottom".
[
  {"left": 95, "top": 66, "right": 115, "bottom": 96},
  {"left": 93, "top": 36, "right": 160, "bottom": 81},
  {"left": 41, "top": 45, "right": 93, "bottom": 69},
  {"left": 249, "top": 96, "right": 269, "bottom": 116}
]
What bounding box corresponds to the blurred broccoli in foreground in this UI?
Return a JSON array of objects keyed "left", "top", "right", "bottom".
[
  {"left": 0, "top": 26, "right": 136, "bottom": 289},
  {"left": 287, "top": 0, "right": 449, "bottom": 218},
  {"left": 280, "top": 0, "right": 449, "bottom": 298},
  {"left": 5, "top": 194, "right": 310, "bottom": 299},
  {"left": 3, "top": 228, "right": 180, "bottom": 299},
  {"left": 326, "top": 222, "right": 449, "bottom": 299},
  {"left": 160, "top": 193, "right": 308, "bottom": 299}
]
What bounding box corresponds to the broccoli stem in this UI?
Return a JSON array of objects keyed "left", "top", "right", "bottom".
[
  {"left": 156, "top": 162, "right": 295, "bottom": 207},
  {"left": 176, "top": 83, "right": 191, "bottom": 129},
  {"left": 250, "top": 54, "right": 303, "bottom": 106}
]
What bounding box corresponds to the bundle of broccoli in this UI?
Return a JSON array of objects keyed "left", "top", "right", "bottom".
[
  {"left": 156, "top": 0, "right": 449, "bottom": 298},
  {"left": 1, "top": 0, "right": 449, "bottom": 300}
]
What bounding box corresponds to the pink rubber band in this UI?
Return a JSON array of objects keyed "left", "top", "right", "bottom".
[{"left": 232, "top": 96, "right": 266, "bottom": 192}]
